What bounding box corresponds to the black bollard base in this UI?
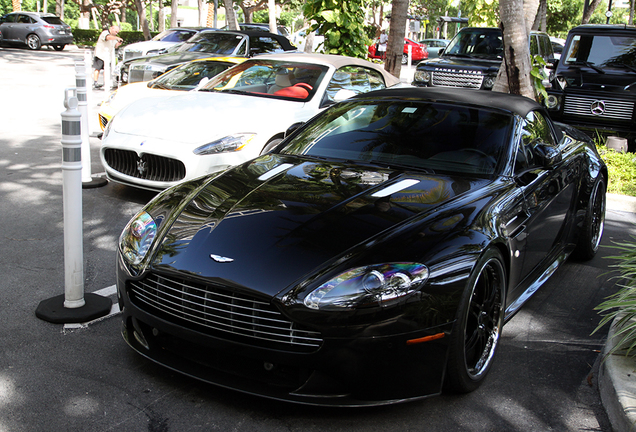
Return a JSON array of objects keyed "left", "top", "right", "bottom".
[
  {"left": 82, "top": 176, "right": 108, "bottom": 189},
  {"left": 36, "top": 293, "right": 112, "bottom": 324}
]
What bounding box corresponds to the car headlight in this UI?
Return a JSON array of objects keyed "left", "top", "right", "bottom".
[
  {"left": 482, "top": 75, "right": 496, "bottom": 89},
  {"left": 119, "top": 211, "right": 157, "bottom": 265},
  {"left": 545, "top": 94, "right": 560, "bottom": 110},
  {"left": 414, "top": 70, "right": 430, "bottom": 83},
  {"left": 193, "top": 133, "right": 256, "bottom": 155},
  {"left": 102, "top": 114, "right": 115, "bottom": 140},
  {"left": 304, "top": 263, "right": 429, "bottom": 310}
]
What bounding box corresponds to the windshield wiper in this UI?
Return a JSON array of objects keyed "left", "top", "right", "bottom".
[
  {"left": 365, "top": 159, "right": 435, "bottom": 174},
  {"left": 612, "top": 62, "right": 636, "bottom": 73},
  {"left": 569, "top": 61, "right": 605, "bottom": 74},
  {"left": 444, "top": 53, "right": 471, "bottom": 58}
]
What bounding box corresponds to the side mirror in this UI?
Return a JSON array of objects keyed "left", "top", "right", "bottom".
[
  {"left": 284, "top": 122, "right": 305, "bottom": 138},
  {"left": 533, "top": 143, "right": 562, "bottom": 168},
  {"left": 438, "top": 48, "right": 445, "bottom": 56}
]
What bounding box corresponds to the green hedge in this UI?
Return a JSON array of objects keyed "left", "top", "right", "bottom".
[{"left": 71, "top": 29, "right": 159, "bottom": 47}]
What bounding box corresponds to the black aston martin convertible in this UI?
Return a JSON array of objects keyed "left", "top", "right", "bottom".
[{"left": 116, "top": 87, "right": 607, "bottom": 406}]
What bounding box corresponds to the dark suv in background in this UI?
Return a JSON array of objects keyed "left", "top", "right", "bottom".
[
  {"left": 545, "top": 24, "right": 636, "bottom": 150},
  {"left": 412, "top": 27, "right": 554, "bottom": 90}
]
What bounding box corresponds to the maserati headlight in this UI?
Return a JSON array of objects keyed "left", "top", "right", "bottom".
[
  {"left": 304, "top": 263, "right": 429, "bottom": 310},
  {"left": 193, "top": 133, "right": 256, "bottom": 155},
  {"left": 119, "top": 211, "right": 157, "bottom": 265},
  {"left": 102, "top": 113, "right": 115, "bottom": 140}
]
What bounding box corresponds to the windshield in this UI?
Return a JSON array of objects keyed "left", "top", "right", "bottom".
[
  {"left": 153, "top": 29, "right": 195, "bottom": 43},
  {"left": 201, "top": 59, "right": 329, "bottom": 101},
  {"left": 148, "top": 60, "right": 238, "bottom": 90},
  {"left": 444, "top": 29, "right": 503, "bottom": 59},
  {"left": 280, "top": 100, "right": 512, "bottom": 177},
  {"left": 174, "top": 32, "right": 246, "bottom": 55},
  {"left": 563, "top": 34, "right": 636, "bottom": 68}
]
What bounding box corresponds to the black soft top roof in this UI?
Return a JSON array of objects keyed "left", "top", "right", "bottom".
[{"left": 353, "top": 87, "right": 542, "bottom": 118}]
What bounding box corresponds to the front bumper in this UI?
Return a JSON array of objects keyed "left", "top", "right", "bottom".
[{"left": 117, "top": 259, "right": 454, "bottom": 406}]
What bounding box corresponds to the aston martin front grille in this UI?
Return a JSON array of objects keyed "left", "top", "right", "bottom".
[
  {"left": 563, "top": 95, "right": 634, "bottom": 121},
  {"left": 128, "top": 273, "right": 323, "bottom": 352},
  {"left": 103, "top": 149, "right": 186, "bottom": 182},
  {"left": 431, "top": 70, "right": 484, "bottom": 88}
]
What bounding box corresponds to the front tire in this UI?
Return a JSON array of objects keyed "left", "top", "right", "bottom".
[
  {"left": 445, "top": 248, "right": 506, "bottom": 393},
  {"left": 573, "top": 177, "right": 606, "bottom": 261},
  {"left": 26, "top": 34, "right": 41, "bottom": 50},
  {"left": 53, "top": 44, "right": 65, "bottom": 51}
]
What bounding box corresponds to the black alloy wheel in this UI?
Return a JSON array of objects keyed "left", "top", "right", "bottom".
[
  {"left": 574, "top": 177, "right": 606, "bottom": 261},
  {"left": 445, "top": 248, "right": 506, "bottom": 393}
]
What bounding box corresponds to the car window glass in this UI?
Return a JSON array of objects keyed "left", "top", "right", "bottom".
[
  {"left": 529, "top": 35, "right": 539, "bottom": 56},
  {"left": 516, "top": 111, "right": 555, "bottom": 173},
  {"left": 179, "top": 33, "right": 244, "bottom": 54},
  {"left": 539, "top": 35, "right": 553, "bottom": 58},
  {"left": 151, "top": 61, "right": 235, "bottom": 90},
  {"left": 235, "top": 38, "right": 247, "bottom": 56},
  {"left": 204, "top": 59, "right": 329, "bottom": 101},
  {"left": 324, "top": 66, "right": 387, "bottom": 104},
  {"left": 41, "top": 16, "right": 64, "bottom": 25},
  {"left": 446, "top": 29, "right": 502, "bottom": 59},
  {"left": 282, "top": 100, "right": 512, "bottom": 177},
  {"left": 17, "top": 14, "right": 33, "bottom": 23},
  {"left": 565, "top": 34, "right": 636, "bottom": 67},
  {"left": 0, "top": 14, "right": 16, "bottom": 23},
  {"left": 250, "top": 36, "right": 285, "bottom": 54}
]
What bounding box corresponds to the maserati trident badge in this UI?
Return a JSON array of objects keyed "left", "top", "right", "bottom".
[{"left": 210, "top": 254, "right": 234, "bottom": 263}]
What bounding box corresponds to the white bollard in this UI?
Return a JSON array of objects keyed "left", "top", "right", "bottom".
[
  {"left": 34, "top": 89, "right": 112, "bottom": 324},
  {"left": 60, "top": 89, "right": 86, "bottom": 309},
  {"left": 75, "top": 61, "right": 93, "bottom": 184}
]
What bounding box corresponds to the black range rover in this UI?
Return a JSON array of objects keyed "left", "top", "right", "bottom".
[
  {"left": 412, "top": 27, "right": 554, "bottom": 90},
  {"left": 545, "top": 24, "right": 636, "bottom": 149}
]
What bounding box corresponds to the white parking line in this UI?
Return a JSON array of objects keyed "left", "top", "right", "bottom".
[{"left": 63, "top": 285, "right": 120, "bottom": 330}]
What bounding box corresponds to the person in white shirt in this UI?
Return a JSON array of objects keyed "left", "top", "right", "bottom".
[
  {"left": 377, "top": 30, "right": 388, "bottom": 59},
  {"left": 92, "top": 25, "right": 123, "bottom": 89}
]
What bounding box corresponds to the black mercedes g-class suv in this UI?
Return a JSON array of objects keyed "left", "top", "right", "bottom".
[
  {"left": 544, "top": 24, "right": 636, "bottom": 149},
  {"left": 412, "top": 27, "right": 554, "bottom": 90}
]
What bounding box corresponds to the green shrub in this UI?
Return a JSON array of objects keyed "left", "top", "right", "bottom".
[
  {"left": 597, "top": 144, "right": 636, "bottom": 197},
  {"left": 593, "top": 237, "right": 636, "bottom": 358},
  {"left": 71, "top": 29, "right": 158, "bottom": 47}
]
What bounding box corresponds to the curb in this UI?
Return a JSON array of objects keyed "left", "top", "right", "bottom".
[
  {"left": 608, "top": 193, "right": 636, "bottom": 214},
  {"left": 599, "top": 316, "right": 636, "bottom": 432}
]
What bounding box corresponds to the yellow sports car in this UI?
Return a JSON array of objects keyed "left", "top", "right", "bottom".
[{"left": 98, "top": 57, "right": 245, "bottom": 130}]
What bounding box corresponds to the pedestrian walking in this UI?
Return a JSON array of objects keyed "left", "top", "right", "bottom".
[
  {"left": 92, "top": 24, "right": 123, "bottom": 89},
  {"left": 377, "top": 30, "right": 388, "bottom": 60}
]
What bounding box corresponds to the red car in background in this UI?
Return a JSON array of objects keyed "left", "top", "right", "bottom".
[{"left": 368, "top": 37, "right": 428, "bottom": 64}]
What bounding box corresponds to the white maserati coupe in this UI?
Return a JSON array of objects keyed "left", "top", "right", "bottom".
[{"left": 100, "top": 53, "right": 402, "bottom": 191}]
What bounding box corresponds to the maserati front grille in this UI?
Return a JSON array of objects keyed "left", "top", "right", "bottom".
[{"left": 103, "top": 149, "right": 185, "bottom": 182}]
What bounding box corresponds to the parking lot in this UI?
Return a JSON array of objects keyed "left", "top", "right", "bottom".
[{"left": 1, "top": 45, "right": 633, "bottom": 431}]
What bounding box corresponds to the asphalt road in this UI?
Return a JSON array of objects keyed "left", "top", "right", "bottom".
[{"left": 1, "top": 45, "right": 632, "bottom": 432}]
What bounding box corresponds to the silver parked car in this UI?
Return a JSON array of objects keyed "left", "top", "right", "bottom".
[{"left": 0, "top": 12, "right": 73, "bottom": 50}]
